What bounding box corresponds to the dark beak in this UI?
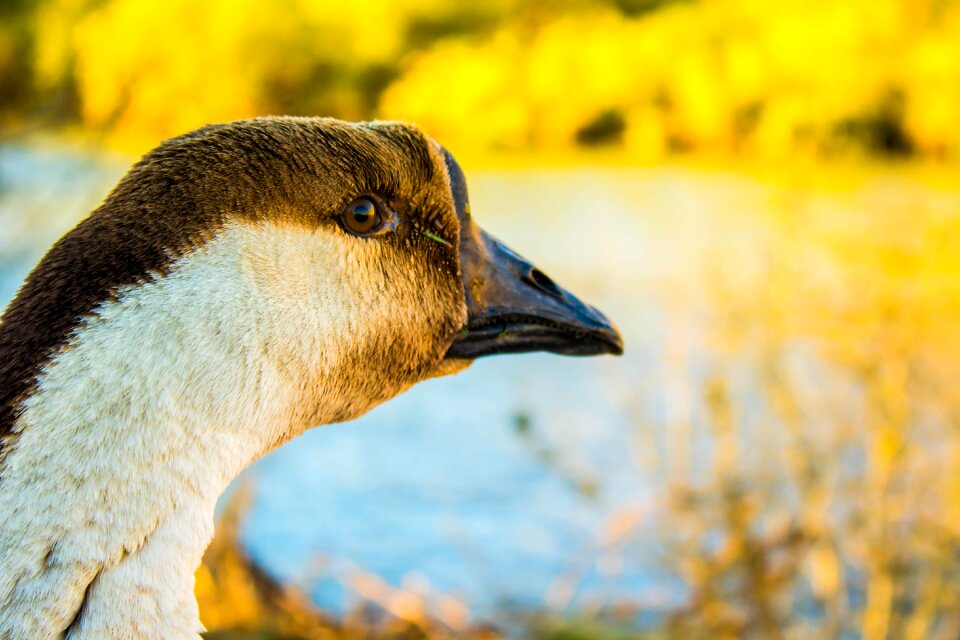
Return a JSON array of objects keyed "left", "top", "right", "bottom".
[{"left": 441, "top": 150, "right": 623, "bottom": 360}]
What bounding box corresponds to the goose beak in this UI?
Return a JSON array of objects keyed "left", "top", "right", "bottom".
[
  {"left": 439, "top": 147, "right": 623, "bottom": 360},
  {"left": 445, "top": 223, "right": 624, "bottom": 359}
]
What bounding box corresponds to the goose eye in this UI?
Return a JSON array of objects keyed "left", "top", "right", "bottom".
[{"left": 340, "top": 196, "right": 396, "bottom": 237}]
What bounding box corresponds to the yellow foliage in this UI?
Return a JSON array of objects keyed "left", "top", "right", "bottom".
[
  {"left": 902, "top": 18, "right": 960, "bottom": 155},
  {"left": 383, "top": 31, "right": 531, "bottom": 153},
  {"left": 73, "top": 0, "right": 262, "bottom": 148},
  {"left": 384, "top": 0, "right": 960, "bottom": 158},
  {"left": 7, "top": 0, "right": 960, "bottom": 157},
  {"left": 29, "top": 0, "right": 455, "bottom": 150}
]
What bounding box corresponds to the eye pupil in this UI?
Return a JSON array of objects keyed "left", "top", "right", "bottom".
[{"left": 352, "top": 201, "right": 373, "bottom": 217}]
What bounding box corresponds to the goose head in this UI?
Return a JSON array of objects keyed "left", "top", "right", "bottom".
[{"left": 0, "top": 117, "right": 621, "bottom": 638}]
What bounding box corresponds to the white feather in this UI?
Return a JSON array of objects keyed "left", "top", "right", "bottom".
[{"left": 0, "top": 219, "right": 465, "bottom": 639}]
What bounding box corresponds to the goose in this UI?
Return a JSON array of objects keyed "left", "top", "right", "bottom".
[{"left": 0, "top": 116, "right": 623, "bottom": 639}]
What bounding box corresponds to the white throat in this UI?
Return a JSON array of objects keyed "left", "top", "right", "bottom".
[{"left": 0, "top": 221, "right": 439, "bottom": 639}]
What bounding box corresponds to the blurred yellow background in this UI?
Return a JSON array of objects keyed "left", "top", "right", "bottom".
[
  {"left": 3, "top": 0, "right": 960, "bottom": 160},
  {"left": 4, "top": 2, "right": 960, "bottom": 639}
]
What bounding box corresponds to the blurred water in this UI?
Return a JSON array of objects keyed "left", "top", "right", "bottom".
[{"left": 7, "top": 144, "right": 937, "bottom": 621}]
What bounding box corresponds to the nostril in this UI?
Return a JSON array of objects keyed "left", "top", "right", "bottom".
[{"left": 523, "top": 267, "right": 564, "bottom": 299}]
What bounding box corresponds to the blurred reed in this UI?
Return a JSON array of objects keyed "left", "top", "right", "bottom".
[
  {"left": 197, "top": 484, "right": 504, "bottom": 640},
  {"left": 529, "top": 175, "right": 960, "bottom": 639}
]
